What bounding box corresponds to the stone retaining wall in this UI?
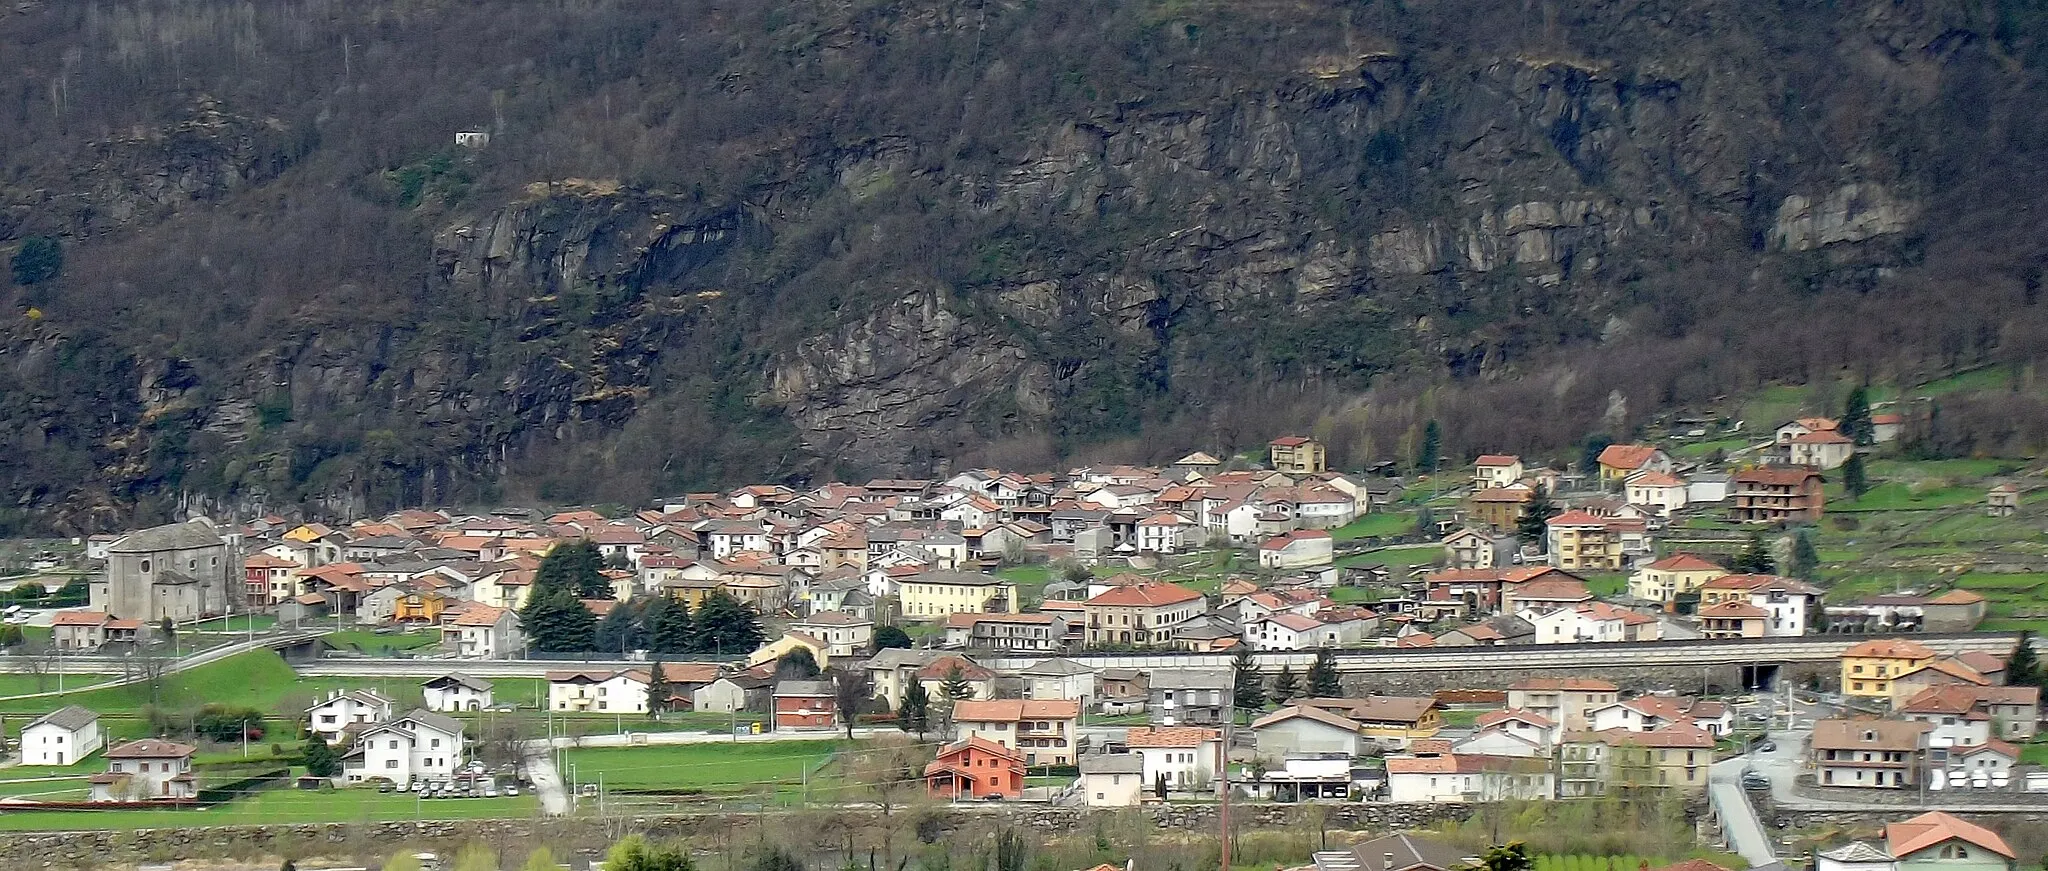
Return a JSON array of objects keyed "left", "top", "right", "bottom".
[{"left": 0, "top": 802, "right": 1474, "bottom": 870}]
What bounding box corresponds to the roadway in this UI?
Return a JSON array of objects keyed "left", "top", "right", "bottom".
[{"left": 288, "top": 632, "right": 2022, "bottom": 680}]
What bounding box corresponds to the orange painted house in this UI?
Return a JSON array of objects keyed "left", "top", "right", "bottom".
[
  {"left": 772, "top": 680, "right": 837, "bottom": 731},
  {"left": 924, "top": 736, "right": 1024, "bottom": 800}
]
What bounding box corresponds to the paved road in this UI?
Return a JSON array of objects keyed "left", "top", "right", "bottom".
[{"left": 524, "top": 746, "right": 570, "bottom": 816}]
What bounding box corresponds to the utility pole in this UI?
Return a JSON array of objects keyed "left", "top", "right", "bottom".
[{"left": 1220, "top": 685, "right": 1233, "bottom": 871}]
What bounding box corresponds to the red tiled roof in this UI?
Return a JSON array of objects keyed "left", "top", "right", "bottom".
[
  {"left": 1886, "top": 811, "right": 2015, "bottom": 860},
  {"left": 1597, "top": 444, "right": 1661, "bottom": 470},
  {"left": 1545, "top": 510, "right": 1607, "bottom": 527},
  {"left": 1789, "top": 431, "right": 1852, "bottom": 445},
  {"left": 1125, "top": 726, "right": 1221, "bottom": 748},
  {"left": 1475, "top": 455, "right": 1520, "bottom": 466},
  {"left": 951, "top": 699, "right": 1083, "bottom": 722},
  {"left": 1844, "top": 639, "right": 1937, "bottom": 660},
  {"left": 1085, "top": 583, "right": 1203, "bottom": 607},
  {"left": 1645, "top": 554, "right": 1726, "bottom": 573}
]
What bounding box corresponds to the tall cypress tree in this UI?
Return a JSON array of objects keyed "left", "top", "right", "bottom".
[
  {"left": 644, "top": 595, "right": 696, "bottom": 654},
  {"left": 520, "top": 587, "right": 597, "bottom": 653},
  {"left": 1272, "top": 665, "right": 1299, "bottom": 703},
  {"left": 1416, "top": 420, "right": 1442, "bottom": 473},
  {"left": 1843, "top": 452, "right": 1871, "bottom": 500},
  {"left": 1841, "top": 387, "right": 1875, "bottom": 446},
  {"left": 693, "top": 590, "right": 763, "bottom": 654},
  {"left": 897, "top": 677, "right": 932, "bottom": 737},
  {"left": 1231, "top": 646, "right": 1266, "bottom": 715},
  {"left": 1306, "top": 649, "right": 1342, "bottom": 697},
  {"left": 1517, "top": 484, "right": 1558, "bottom": 545}
]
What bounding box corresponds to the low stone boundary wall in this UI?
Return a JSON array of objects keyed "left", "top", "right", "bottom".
[{"left": 0, "top": 802, "right": 1475, "bottom": 870}]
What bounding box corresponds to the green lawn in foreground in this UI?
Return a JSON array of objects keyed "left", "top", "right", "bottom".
[
  {"left": 0, "top": 788, "right": 539, "bottom": 831},
  {"left": 560, "top": 740, "right": 840, "bottom": 792},
  {"left": 1339, "top": 544, "right": 1442, "bottom": 577},
  {"left": 322, "top": 629, "right": 441, "bottom": 655},
  {"left": 0, "top": 673, "right": 121, "bottom": 699},
  {"left": 1331, "top": 512, "right": 1415, "bottom": 540},
  {"left": 1582, "top": 573, "right": 1628, "bottom": 597},
  {"left": 183, "top": 615, "right": 279, "bottom": 632},
  {"left": 0, "top": 651, "right": 423, "bottom": 717}
]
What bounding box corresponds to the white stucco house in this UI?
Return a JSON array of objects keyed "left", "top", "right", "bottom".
[
  {"left": 305, "top": 689, "right": 394, "bottom": 744},
  {"left": 421, "top": 673, "right": 495, "bottom": 713},
  {"left": 343, "top": 710, "right": 467, "bottom": 786},
  {"left": 22, "top": 705, "right": 103, "bottom": 767}
]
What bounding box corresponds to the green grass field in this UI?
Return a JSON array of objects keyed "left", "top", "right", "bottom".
[
  {"left": 0, "top": 673, "right": 122, "bottom": 699},
  {"left": 559, "top": 740, "right": 841, "bottom": 794},
  {"left": 184, "top": 615, "right": 279, "bottom": 632},
  {"left": 1581, "top": 573, "right": 1628, "bottom": 597},
  {"left": 1330, "top": 512, "right": 1415, "bottom": 541},
  {"left": 0, "top": 788, "right": 539, "bottom": 831},
  {"left": 0, "top": 651, "right": 428, "bottom": 718},
  {"left": 322, "top": 629, "right": 441, "bottom": 655},
  {"left": 1339, "top": 544, "right": 1442, "bottom": 577}
]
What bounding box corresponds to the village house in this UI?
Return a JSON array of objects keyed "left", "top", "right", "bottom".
[
  {"left": 1596, "top": 445, "right": 1674, "bottom": 486},
  {"left": 1811, "top": 718, "right": 1931, "bottom": 789},
  {"left": 1788, "top": 430, "right": 1855, "bottom": 469},
  {"left": 1473, "top": 455, "right": 1525, "bottom": 489},
  {"left": 1471, "top": 709, "right": 1561, "bottom": 750},
  {"left": 1729, "top": 467, "right": 1827, "bottom": 524},
  {"left": 90, "top": 739, "right": 197, "bottom": 801},
  {"left": 1922, "top": 589, "right": 1990, "bottom": 632},
  {"left": 1259, "top": 529, "right": 1335, "bottom": 569},
  {"left": 546, "top": 669, "right": 650, "bottom": 714},
  {"left": 1269, "top": 436, "right": 1327, "bottom": 475},
  {"left": 1558, "top": 726, "right": 1715, "bottom": 794},
  {"left": 1018, "top": 658, "right": 1098, "bottom": 702},
  {"left": 1251, "top": 704, "right": 1367, "bottom": 759},
  {"left": 344, "top": 710, "right": 467, "bottom": 787},
  {"left": 22, "top": 706, "right": 103, "bottom": 766},
  {"left": 942, "top": 612, "right": 1067, "bottom": 653},
  {"left": 1126, "top": 726, "right": 1223, "bottom": 794},
  {"left": 1698, "top": 574, "right": 1821, "bottom": 636},
  {"left": 951, "top": 698, "right": 1083, "bottom": 765},
  {"left": 306, "top": 689, "right": 395, "bottom": 744},
  {"left": 1696, "top": 600, "right": 1769, "bottom": 638},
  {"left": 243, "top": 553, "right": 300, "bottom": 606},
  {"left": 693, "top": 673, "right": 773, "bottom": 714},
  {"left": 923, "top": 736, "right": 1024, "bottom": 800},
  {"left": 1385, "top": 753, "right": 1555, "bottom": 803},
  {"left": 1302, "top": 696, "right": 1443, "bottom": 750},
  {"left": 1526, "top": 602, "right": 1660, "bottom": 643},
  {"left": 1149, "top": 670, "right": 1231, "bottom": 726},
  {"left": 1841, "top": 639, "right": 1940, "bottom": 700},
  {"left": 1544, "top": 511, "right": 1625, "bottom": 572},
  {"left": 1441, "top": 528, "right": 1516, "bottom": 570},
  {"left": 789, "top": 611, "right": 875, "bottom": 659},
  {"left": 1883, "top": 811, "right": 2017, "bottom": 871},
  {"left": 772, "top": 680, "right": 837, "bottom": 731},
  {"left": 440, "top": 603, "right": 522, "bottom": 659},
  {"left": 1624, "top": 472, "right": 1690, "bottom": 517},
  {"left": 897, "top": 571, "right": 1019, "bottom": 619},
  {"left": 1465, "top": 488, "right": 1534, "bottom": 531},
  {"left": 421, "top": 673, "right": 494, "bottom": 713},
  {"left": 51, "top": 610, "right": 143, "bottom": 651},
  {"left": 1078, "top": 753, "right": 1146, "bottom": 806},
  {"left": 1988, "top": 483, "right": 2021, "bottom": 517},
  {"left": 1083, "top": 583, "right": 1205, "bottom": 646},
  {"left": 1507, "top": 679, "right": 1618, "bottom": 731}
]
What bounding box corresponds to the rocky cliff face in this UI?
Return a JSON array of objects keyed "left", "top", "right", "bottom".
[{"left": 0, "top": 0, "right": 2040, "bottom": 529}]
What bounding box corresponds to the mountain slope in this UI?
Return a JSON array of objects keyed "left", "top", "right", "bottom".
[{"left": 3, "top": 0, "right": 2048, "bottom": 531}]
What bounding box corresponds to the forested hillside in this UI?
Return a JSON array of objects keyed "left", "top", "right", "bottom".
[{"left": 5, "top": 0, "right": 2048, "bottom": 531}]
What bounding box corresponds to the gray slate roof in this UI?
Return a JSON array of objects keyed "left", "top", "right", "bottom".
[
  {"left": 1018, "top": 657, "right": 1094, "bottom": 677},
  {"left": 399, "top": 709, "right": 465, "bottom": 737},
  {"left": 1315, "top": 833, "right": 1475, "bottom": 871},
  {"left": 109, "top": 521, "right": 224, "bottom": 554},
  {"left": 423, "top": 673, "right": 492, "bottom": 691},
  {"left": 27, "top": 705, "right": 99, "bottom": 731},
  {"left": 1080, "top": 753, "right": 1144, "bottom": 775}
]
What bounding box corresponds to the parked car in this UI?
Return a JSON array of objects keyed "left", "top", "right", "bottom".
[{"left": 1757, "top": 740, "right": 1777, "bottom": 753}]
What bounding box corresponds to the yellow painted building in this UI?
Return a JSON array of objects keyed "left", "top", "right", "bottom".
[
  {"left": 1841, "top": 639, "right": 1938, "bottom": 699},
  {"left": 1626, "top": 554, "right": 1728, "bottom": 604},
  {"left": 746, "top": 631, "right": 831, "bottom": 670},
  {"left": 393, "top": 591, "right": 450, "bottom": 623},
  {"left": 899, "top": 571, "right": 1019, "bottom": 619}
]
